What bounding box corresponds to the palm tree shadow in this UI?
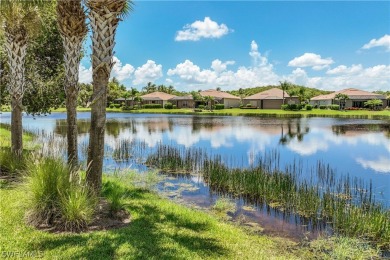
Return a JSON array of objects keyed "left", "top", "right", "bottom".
[{"left": 26, "top": 190, "right": 230, "bottom": 259}]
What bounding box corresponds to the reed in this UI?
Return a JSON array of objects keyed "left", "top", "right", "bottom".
[{"left": 146, "top": 144, "right": 390, "bottom": 249}]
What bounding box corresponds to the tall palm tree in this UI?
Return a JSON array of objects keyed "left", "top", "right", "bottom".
[
  {"left": 56, "top": 0, "right": 88, "bottom": 167},
  {"left": 0, "top": 0, "right": 41, "bottom": 157},
  {"left": 86, "top": 0, "right": 133, "bottom": 193},
  {"left": 280, "top": 80, "right": 290, "bottom": 105},
  {"left": 143, "top": 81, "right": 156, "bottom": 93}
]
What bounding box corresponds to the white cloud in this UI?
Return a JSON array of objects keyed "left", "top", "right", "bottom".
[
  {"left": 326, "top": 64, "right": 363, "bottom": 75},
  {"left": 249, "top": 40, "right": 267, "bottom": 66},
  {"left": 288, "top": 53, "right": 334, "bottom": 70},
  {"left": 211, "top": 59, "right": 235, "bottom": 74},
  {"left": 79, "top": 64, "right": 92, "bottom": 84},
  {"left": 133, "top": 60, "right": 163, "bottom": 85},
  {"left": 112, "top": 56, "right": 134, "bottom": 81},
  {"left": 175, "top": 17, "right": 231, "bottom": 41},
  {"left": 79, "top": 56, "right": 134, "bottom": 84},
  {"left": 167, "top": 59, "right": 217, "bottom": 84},
  {"left": 362, "top": 34, "right": 390, "bottom": 52}
]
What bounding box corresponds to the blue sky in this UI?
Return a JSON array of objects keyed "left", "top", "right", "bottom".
[{"left": 79, "top": 1, "right": 390, "bottom": 92}]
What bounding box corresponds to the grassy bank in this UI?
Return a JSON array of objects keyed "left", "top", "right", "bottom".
[
  {"left": 52, "top": 107, "right": 390, "bottom": 119},
  {"left": 0, "top": 176, "right": 381, "bottom": 259}
]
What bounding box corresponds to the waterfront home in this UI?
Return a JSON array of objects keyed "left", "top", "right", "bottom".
[
  {"left": 243, "top": 88, "right": 299, "bottom": 109},
  {"left": 140, "top": 92, "right": 177, "bottom": 106},
  {"left": 310, "top": 88, "right": 387, "bottom": 109},
  {"left": 169, "top": 95, "right": 194, "bottom": 108},
  {"left": 199, "top": 89, "right": 240, "bottom": 108}
]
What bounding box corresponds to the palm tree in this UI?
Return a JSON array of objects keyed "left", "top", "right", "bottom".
[
  {"left": 143, "top": 81, "right": 156, "bottom": 93},
  {"left": 334, "top": 93, "right": 349, "bottom": 110},
  {"left": 56, "top": 0, "right": 88, "bottom": 167},
  {"left": 279, "top": 80, "right": 290, "bottom": 105},
  {"left": 0, "top": 0, "right": 41, "bottom": 157},
  {"left": 129, "top": 87, "right": 139, "bottom": 108},
  {"left": 86, "top": 0, "right": 133, "bottom": 193},
  {"left": 167, "top": 85, "right": 174, "bottom": 94},
  {"left": 203, "top": 95, "right": 214, "bottom": 111}
]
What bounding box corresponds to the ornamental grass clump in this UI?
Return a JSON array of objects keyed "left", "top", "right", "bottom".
[{"left": 25, "top": 156, "right": 96, "bottom": 231}]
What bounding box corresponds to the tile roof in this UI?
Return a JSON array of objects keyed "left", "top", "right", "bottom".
[
  {"left": 199, "top": 89, "right": 240, "bottom": 100},
  {"left": 311, "top": 88, "right": 386, "bottom": 100},
  {"left": 244, "top": 88, "right": 289, "bottom": 100},
  {"left": 170, "top": 95, "right": 194, "bottom": 100},
  {"left": 141, "top": 92, "right": 177, "bottom": 100}
]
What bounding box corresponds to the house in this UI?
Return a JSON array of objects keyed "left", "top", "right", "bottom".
[
  {"left": 114, "top": 98, "right": 132, "bottom": 106},
  {"left": 310, "top": 88, "right": 387, "bottom": 109},
  {"left": 199, "top": 89, "right": 240, "bottom": 108},
  {"left": 243, "top": 88, "right": 299, "bottom": 109},
  {"left": 140, "top": 92, "right": 177, "bottom": 107},
  {"left": 169, "top": 95, "right": 194, "bottom": 108}
]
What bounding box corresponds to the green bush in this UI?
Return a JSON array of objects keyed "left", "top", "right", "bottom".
[
  {"left": 215, "top": 104, "right": 225, "bottom": 110},
  {"left": 0, "top": 148, "right": 27, "bottom": 175},
  {"left": 114, "top": 103, "right": 122, "bottom": 109},
  {"left": 305, "top": 104, "right": 313, "bottom": 111},
  {"left": 102, "top": 180, "right": 127, "bottom": 215},
  {"left": 109, "top": 103, "right": 115, "bottom": 109},
  {"left": 319, "top": 105, "right": 327, "bottom": 109},
  {"left": 194, "top": 109, "right": 202, "bottom": 112},
  {"left": 281, "top": 104, "right": 289, "bottom": 110},
  {"left": 329, "top": 104, "right": 340, "bottom": 110},
  {"left": 246, "top": 103, "right": 252, "bottom": 107},
  {"left": 164, "top": 102, "right": 173, "bottom": 109},
  {"left": 121, "top": 106, "right": 131, "bottom": 111},
  {"left": 198, "top": 105, "right": 205, "bottom": 109},
  {"left": 144, "top": 104, "right": 163, "bottom": 109},
  {"left": 172, "top": 105, "right": 177, "bottom": 109}
]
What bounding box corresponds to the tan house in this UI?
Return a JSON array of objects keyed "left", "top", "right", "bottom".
[
  {"left": 199, "top": 89, "right": 240, "bottom": 108},
  {"left": 243, "top": 88, "right": 298, "bottom": 109},
  {"left": 140, "top": 92, "right": 177, "bottom": 106},
  {"left": 310, "top": 88, "right": 387, "bottom": 109},
  {"left": 169, "top": 95, "right": 194, "bottom": 109}
]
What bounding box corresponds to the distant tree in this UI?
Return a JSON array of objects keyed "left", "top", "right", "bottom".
[
  {"left": 143, "top": 82, "right": 156, "bottom": 93},
  {"left": 107, "top": 78, "right": 126, "bottom": 105},
  {"left": 78, "top": 83, "right": 93, "bottom": 107},
  {"left": 280, "top": 81, "right": 291, "bottom": 105},
  {"left": 203, "top": 95, "right": 214, "bottom": 110},
  {"left": 167, "top": 85, "right": 175, "bottom": 94},
  {"left": 216, "top": 87, "right": 221, "bottom": 91},
  {"left": 364, "top": 99, "right": 383, "bottom": 110},
  {"left": 129, "top": 87, "right": 139, "bottom": 108},
  {"left": 334, "top": 93, "right": 349, "bottom": 110}
]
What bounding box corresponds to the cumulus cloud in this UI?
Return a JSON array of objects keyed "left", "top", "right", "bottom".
[
  {"left": 167, "top": 59, "right": 217, "bottom": 84},
  {"left": 79, "top": 56, "right": 134, "bottom": 84},
  {"left": 249, "top": 40, "right": 267, "bottom": 66},
  {"left": 211, "top": 59, "right": 235, "bottom": 73},
  {"left": 112, "top": 57, "right": 134, "bottom": 81},
  {"left": 133, "top": 60, "right": 163, "bottom": 85},
  {"left": 288, "top": 53, "right": 334, "bottom": 70},
  {"left": 175, "top": 17, "right": 231, "bottom": 41},
  {"left": 326, "top": 64, "right": 363, "bottom": 75},
  {"left": 362, "top": 34, "right": 390, "bottom": 52}
]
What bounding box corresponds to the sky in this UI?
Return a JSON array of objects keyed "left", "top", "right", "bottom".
[{"left": 79, "top": 1, "right": 390, "bottom": 92}]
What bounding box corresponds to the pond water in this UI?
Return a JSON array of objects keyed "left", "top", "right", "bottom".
[{"left": 1, "top": 112, "right": 389, "bottom": 239}]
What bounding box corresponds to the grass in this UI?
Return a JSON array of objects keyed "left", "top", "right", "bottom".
[
  {"left": 0, "top": 174, "right": 382, "bottom": 259},
  {"left": 146, "top": 144, "right": 390, "bottom": 250}
]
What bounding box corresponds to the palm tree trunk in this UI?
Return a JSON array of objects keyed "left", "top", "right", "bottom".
[
  {"left": 5, "top": 33, "right": 27, "bottom": 157},
  {"left": 86, "top": 6, "right": 119, "bottom": 193}
]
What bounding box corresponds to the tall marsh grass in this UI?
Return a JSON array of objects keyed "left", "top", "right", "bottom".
[{"left": 146, "top": 144, "right": 390, "bottom": 249}]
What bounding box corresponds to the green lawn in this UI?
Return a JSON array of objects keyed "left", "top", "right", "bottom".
[
  {"left": 0, "top": 178, "right": 380, "bottom": 260},
  {"left": 52, "top": 107, "right": 390, "bottom": 119}
]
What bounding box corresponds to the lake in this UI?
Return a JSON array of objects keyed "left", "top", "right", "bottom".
[{"left": 1, "top": 112, "right": 389, "bottom": 239}]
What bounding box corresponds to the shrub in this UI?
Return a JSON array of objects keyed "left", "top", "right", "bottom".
[
  {"left": 198, "top": 105, "right": 205, "bottom": 109},
  {"left": 143, "top": 104, "right": 163, "bottom": 109},
  {"left": 194, "top": 109, "right": 202, "bottom": 112},
  {"left": 329, "top": 104, "right": 340, "bottom": 110},
  {"left": 319, "top": 105, "right": 327, "bottom": 110},
  {"left": 215, "top": 104, "right": 225, "bottom": 110},
  {"left": 114, "top": 103, "right": 122, "bottom": 109},
  {"left": 109, "top": 103, "right": 115, "bottom": 109},
  {"left": 102, "top": 180, "right": 127, "bottom": 215},
  {"left": 172, "top": 105, "right": 177, "bottom": 109},
  {"left": 305, "top": 104, "right": 313, "bottom": 111},
  {"left": 281, "top": 104, "right": 289, "bottom": 110},
  {"left": 121, "top": 106, "right": 131, "bottom": 111},
  {"left": 0, "top": 148, "right": 27, "bottom": 175},
  {"left": 246, "top": 103, "right": 252, "bottom": 107},
  {"left": 164, "top": 102, "right": 173, "bottom": 109}
]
